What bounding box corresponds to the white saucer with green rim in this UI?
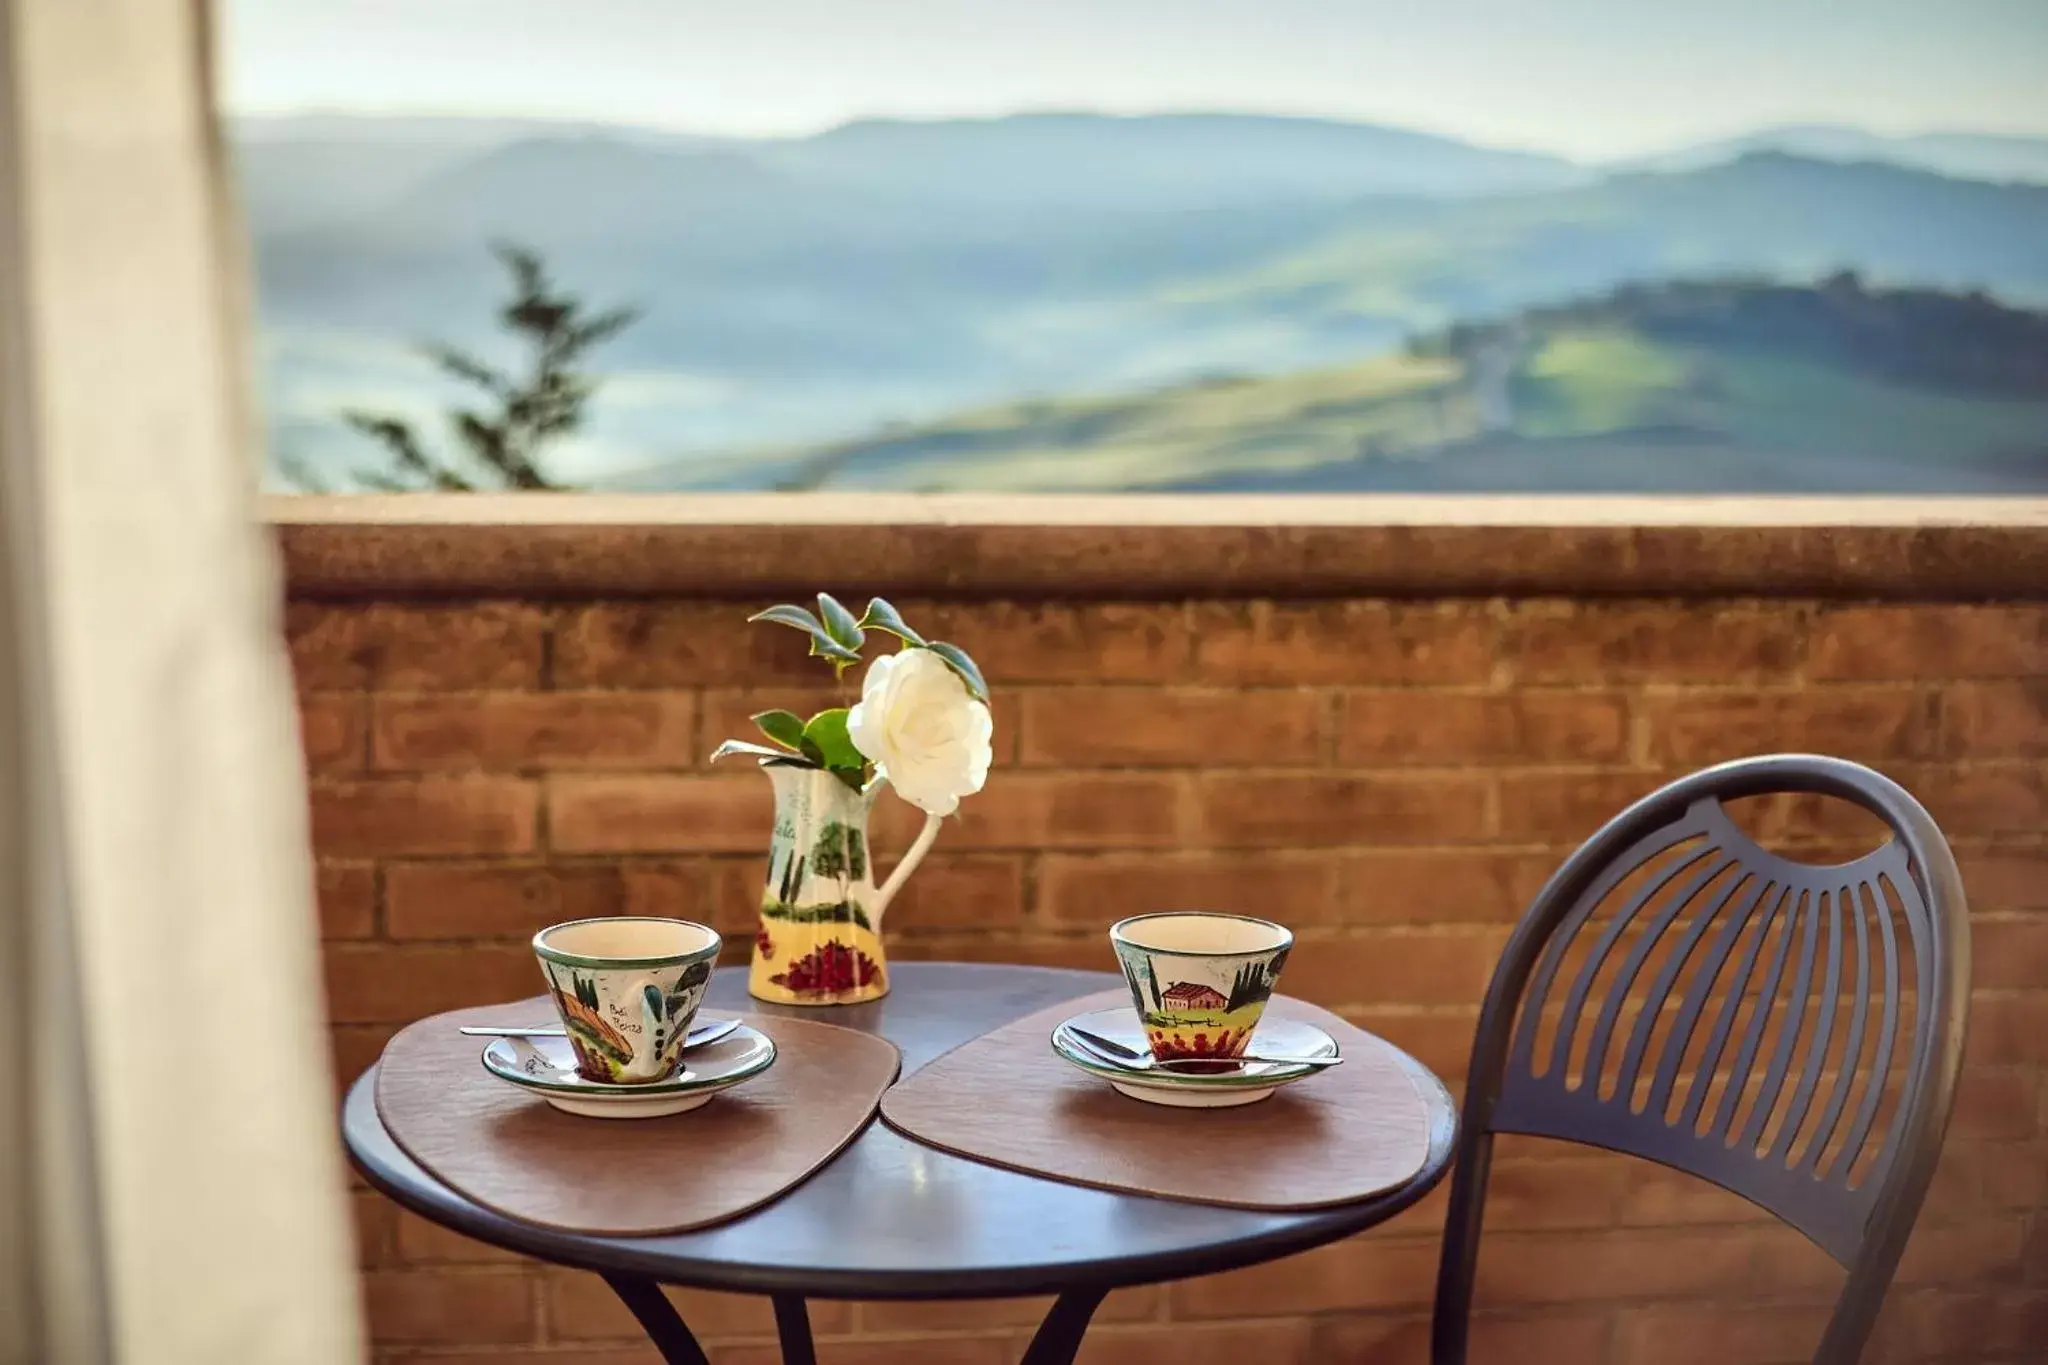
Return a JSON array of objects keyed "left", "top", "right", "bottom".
[
  {"left": 481, "top": 1019, "right": 776, "bottom": 1119},
  {"left": 1050, "top": 1008, "right": 1339, "bottom": 1109}
]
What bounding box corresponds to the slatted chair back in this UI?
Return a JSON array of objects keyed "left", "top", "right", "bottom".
[{"left": 1432, "top": 755, "right": 1970, "bottom": 1365}]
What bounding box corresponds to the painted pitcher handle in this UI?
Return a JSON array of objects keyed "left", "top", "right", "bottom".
[{"left": 870, "top": 810, "right": 944, "bottom": 930}]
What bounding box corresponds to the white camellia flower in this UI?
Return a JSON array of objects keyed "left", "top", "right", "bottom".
[{"left": 847, "top": 648, "right": 993, "bottom": 817}]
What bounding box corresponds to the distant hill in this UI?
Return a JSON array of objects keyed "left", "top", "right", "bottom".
[
  {"left": 761, "top": 112, "right": 1581, "bottom": 209},
  {"left": 660, "top": 278, "right": 2048, "bottom": 495},
  {"left": 1636, "top": 124, "right": 2048, "bottom": 186},
  {"left": 227, "top": 114, "right": 2048, "bottom": 488},
  {"left": 1166, "top": 153, "right": 2048, "bottom": 351}
]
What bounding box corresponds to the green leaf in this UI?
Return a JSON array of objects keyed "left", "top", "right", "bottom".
[
  {"left": 750, "top": 710, "right": 806, "bottom": 751},
  {"left": 751, "top": 602, "right": 859, "bottom": 676},
  {"left": 815, "top": 593, "right": 866, "bottom": 653},
  {"left": 857, "top": 596, "right": 927, "bottom": 647},
  {"left": 709, "top": 739, "right": 819, "bottom": 766},
  {"left": 748, "top": 603, "right": 825, "bottom": 635},
  {"left": 800, "top": 707, "right": 866, "bottom": 772},
  {"left": 923, "top": 641, "right": 989, "bottom": 702},
  {"left": 807, "top": 634, "right": 861, "bottom": 673}
]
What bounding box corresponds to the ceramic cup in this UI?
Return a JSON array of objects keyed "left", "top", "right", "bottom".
[
  {"left": 1109, "top": 912, "right": 1294, "bottom": 1063},
  {"left": 532, "top": 917, "right": 722, "bottom": 1084}
]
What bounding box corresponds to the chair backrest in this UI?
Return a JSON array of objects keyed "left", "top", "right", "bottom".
[{"left": 1431, "top": 755, "right": 1970, "bottom": 1365}]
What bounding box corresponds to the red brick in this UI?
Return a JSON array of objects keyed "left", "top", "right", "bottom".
[
  {"left": 873, "top": 855, "right": 1026, "bottom": 931},
  {"left": 1071, "top": 1321, "right": 1313, "bottom": 1365},
  {"left": 351, "top": 1190, "right": 393, "bottom": 1269},
  {"left": 1037, "top": 853, "right": 1338, "bottom": 928},
  {"left": 1478, "top": 1152, "right": 1628, "bottom": 1230},
  {"left": 544, "top": 1269, "right": 851, "bottom": 1340},
  {"left": 1943, "top": 679, "right": 2048, "bottom": 759},
  {"left": 1895, "top": 1217, "right": 2028, "bottom": 1285},
  {"left": 1280, "top": 929, "right": 1507, "bottom": 1009},
  {"left": 1900, "top": 764, "right": 2046, "bottom": 839},
  {"left": 547, "top": 775, "right": 770, "bottom": 854},
  {"left": 384, "top": 861, "right": 707, "bottom": 940},
  {"left": 918, "top": 772, "right": 1183, "bottom": 850},
  {"left": 1340, "top": 1005, "right": 1480, "bottom": 1083},
  {"left": 287, "top": 601, "right": 548, "bottom": 690},
  {"left": 1643, "top": 688, "right": 1938, "bottom": 767},
  {"left": 706, "top": 859, "right": 780, "bottom": 939},
  {"left": 1340, "top": 690, "right": 1629, "bottom": 766},
  {"left": 1191, "top": 601, "right": 1495, "bottom": 686},
  {"left": 1972, "top": 919, "right": 2048, "bottom": 991},
  {"left": 310, "top": 777, "right": 539, "bottom": 857},
  {"left": 554, "top": 602, "right": 822, "bottom": 687},
  {"left": 1957, "top": 849, "right": 2048, "bottom": 910},
  {"left": 1615, "top": 1302, "right": 1828, "bottom": 1365},
  {"left": 331, "top": 1023, "right": 398, "bottom": 1091},
  {"left": 300, "top": 692, "right": 369, "bottom": 772},
  {"left": 1887, "top": 1286, "right": 2048, "bottom": 1360},
  {"left": 1193, "top": 772, "right": 1490, "bottom": 847},
  {"left": 324, "top": 944, "right": 539, "bottom": 1024},
  {"left": 922, "top": 601, "right": 1192, "bottom": 683},
  {"left": 1020, "top": 687, "right": 1325, "bottom": 767},
  {"left": 1949, "top": 1068, "right": 2041, "bottom": 1141},
  {"left": 1474, "top": 1228, "right": 1758, "bottom": 1305},
  {"left": 1977, "top": 1140, "right": 2048, "bottom": 1208},
  {"left": 317, "top": 862, "right": 377, "bottom": 939},
  {"left": 1310, "top": 1309, "right": 1611, "bottom": 1364},
  {"left": 360, "top": 1268, "right": 534, "bottom": 1343},
  {"left": 393, "top": 1209, "right": 526, "bottom": 1265},
  {"left": 1505, "top": 603, "right": 1799, "bottom": 684},
  {"left": 1617, "top": 1162, "right": 1776, "bottom": 1226},
  {"left": 1169, "top": 1234, "right": 1442, "bottom": 1317},
  {"left": 1716, "top": 789, "right": 1893, "bottom": 847},
  {"left": 1497, "top": 771, "right": 1663, "bottom": 843},
  {"left": 1338, "top": 850, "right": 1557, "bottom": 924},
  {"left": 1809, "top": 605, "right": 2045, "bottom": 681},
  {"left": 888, "top": 933, "right": 1110, "bottom": 974},
  {"left": 373, "top": 692, "right": 697, "bottom": 771}
]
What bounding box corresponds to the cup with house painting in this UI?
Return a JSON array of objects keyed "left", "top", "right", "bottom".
[
  {"left": 1108, "top": 912, "right": 1294, "bottom": 1066},
  {"left": 531, "top": 917, "right": 721, "bottom": 1084}
]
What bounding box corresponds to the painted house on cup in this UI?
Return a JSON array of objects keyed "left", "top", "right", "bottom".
[{"left": 1161, "top": 981, "right": 1227, "bottom": 1012}]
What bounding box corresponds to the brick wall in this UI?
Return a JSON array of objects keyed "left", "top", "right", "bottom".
[{"left": 293, "top": 586, "right": 2047, "bottom": 1365}]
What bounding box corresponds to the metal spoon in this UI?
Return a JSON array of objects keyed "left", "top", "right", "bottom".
[
  {"left": 462, "top": 1017, "right": 742, "bottom": 1050},
  {"left": 1065, "top": 1024, "right": 1342, "bottom": 1072}
]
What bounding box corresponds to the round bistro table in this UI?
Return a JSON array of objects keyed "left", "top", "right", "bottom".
[{"left": 343, "top": 962, "right": 1458, "bottom": 1365}]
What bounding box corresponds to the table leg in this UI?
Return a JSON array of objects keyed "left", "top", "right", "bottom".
[
  {"left": 600, "top": 1273, "right": 711, "bottom": 1365},
  {"left": 1017, "top": 1289, "right": 1106, "bottom": 1365},
  {"left": 773, "top": 1294, "right": 818, "bottom": 1365}
]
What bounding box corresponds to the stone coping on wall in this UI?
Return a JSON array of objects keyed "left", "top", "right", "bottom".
[{"left": 269, "top": 494, "right": 2048, "bottom": 601}]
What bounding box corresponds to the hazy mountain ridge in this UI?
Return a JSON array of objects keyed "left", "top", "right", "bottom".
[{"left": 228, "top": 111, "right": 2048, "bottom": 488}]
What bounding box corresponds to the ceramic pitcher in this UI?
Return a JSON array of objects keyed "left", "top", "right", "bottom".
[{"left": 748, "top": 762, "right": 941, "bottom": 1005}]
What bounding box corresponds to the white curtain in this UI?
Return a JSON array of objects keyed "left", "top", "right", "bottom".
[{"left": 0, "top": 2, "right": 364, "bottom": 1361}]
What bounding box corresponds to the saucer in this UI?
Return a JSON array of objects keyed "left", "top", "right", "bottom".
[
  {"left": 1050, "top": 1008, "right": 1339, "bottom": 1109},
  {"left": 481, "top": 1018, "right": 776, "bottom": 1119}
]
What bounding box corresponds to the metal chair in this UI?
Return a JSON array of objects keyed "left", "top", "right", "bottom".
[{"left": 1432, "top": 755, "right": 1971, "bottom": 1364}]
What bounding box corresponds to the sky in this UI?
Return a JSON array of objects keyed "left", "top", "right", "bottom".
[{"left": 219, "top": 0, "right": 2048, "bottom": 160}]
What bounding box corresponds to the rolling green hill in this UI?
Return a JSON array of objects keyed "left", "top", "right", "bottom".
[{"left": 740, "top": 279, "right": 2048, "bottom": 494}]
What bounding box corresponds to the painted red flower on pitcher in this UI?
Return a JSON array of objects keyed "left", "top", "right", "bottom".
[{"left": 770, "top": 941, "right": 883, "bottom": 995}]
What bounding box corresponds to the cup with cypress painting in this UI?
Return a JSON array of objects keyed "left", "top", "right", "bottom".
[
  {"left": 1108, "top": 912, "right": 1294, "bottom": 1066},
  {"left": 531, "top": 917, "right": 721, "bottom": 1083}
]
